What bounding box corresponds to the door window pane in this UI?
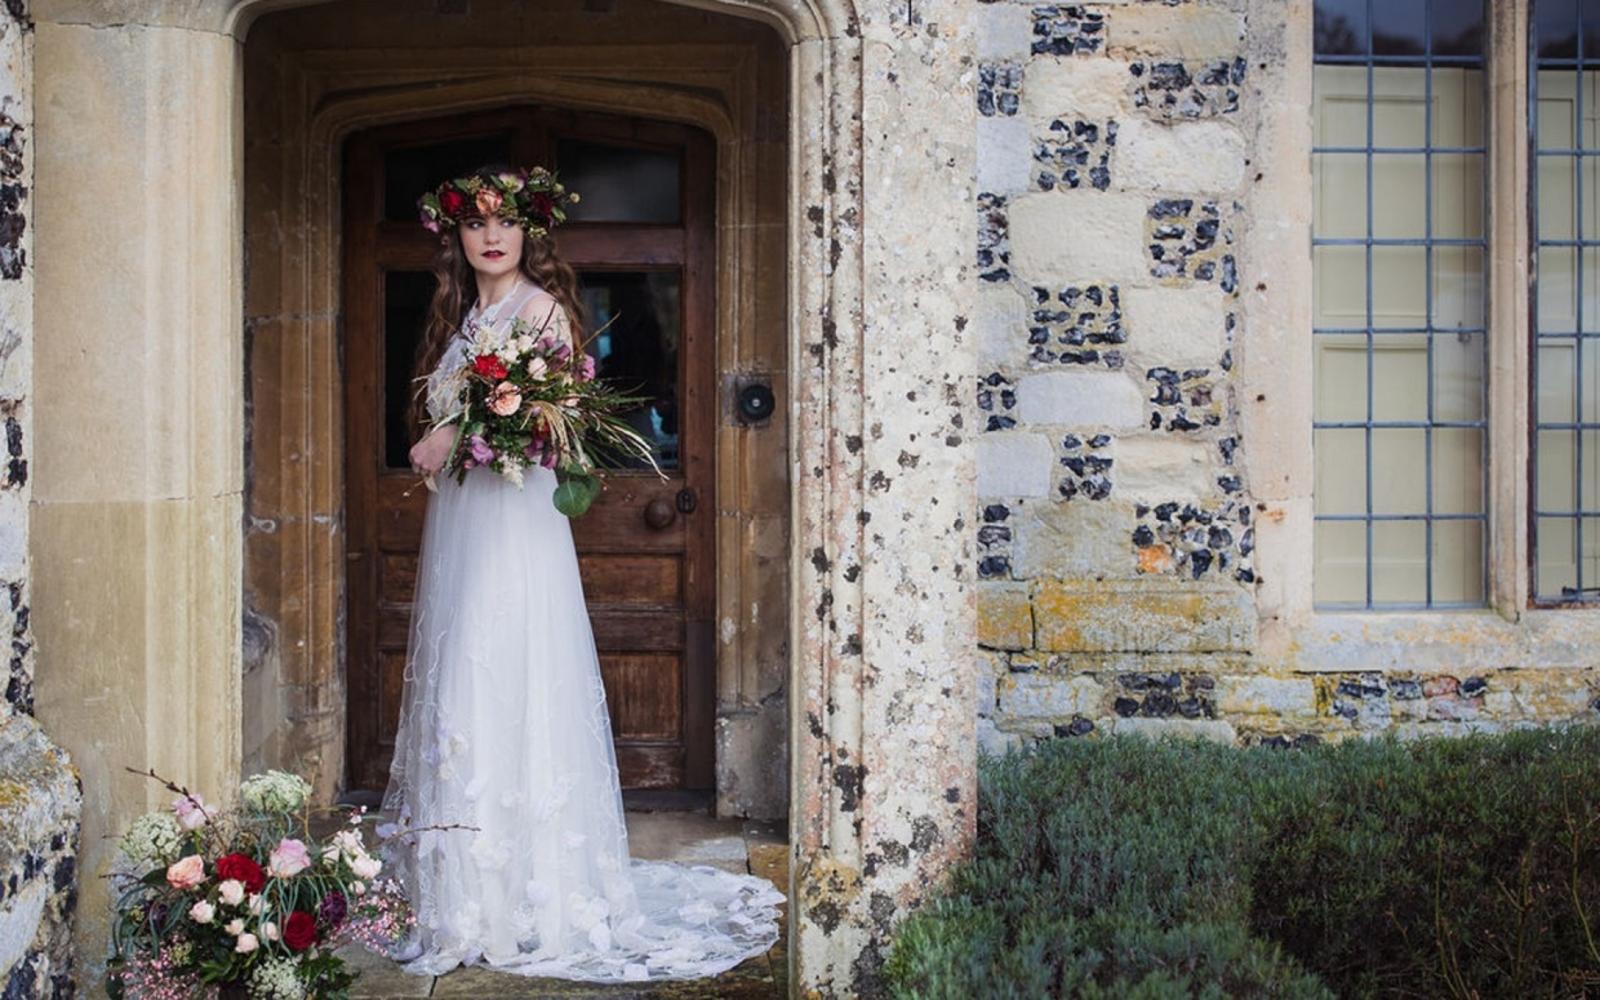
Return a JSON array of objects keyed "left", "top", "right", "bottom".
[
  {"left": 1534, "top": 8, "right": 1600, "bottom": 601},
  {"left": 383, "top": 271, "right": 436, "bottom": 469},
  {"left": 557, "top": 140, "right": 681, "bottom": 224},
  {"left": 383, "top": 133, "right": 514, "bottom": 223},
  {"left": 578, "top": 271, "right": 682, "bottom": 469},
  {"left": 1311, "top": 0, "right": 1488, "bottom": 609}
]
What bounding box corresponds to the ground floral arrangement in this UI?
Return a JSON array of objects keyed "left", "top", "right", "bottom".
[
  {"left": 105, "top": 768, "right": 423, "bottom": 999},
  {"left": 422, "top": 302, "right": 665, "bottom": 516}
]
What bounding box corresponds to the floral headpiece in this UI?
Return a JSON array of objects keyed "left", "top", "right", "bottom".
[{"left": 416, "top": 165, "right": 581, "bottom": 240}]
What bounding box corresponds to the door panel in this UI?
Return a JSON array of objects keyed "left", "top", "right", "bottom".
[{"left": 344, "top": 107, "right": 715, "bottom": 793}]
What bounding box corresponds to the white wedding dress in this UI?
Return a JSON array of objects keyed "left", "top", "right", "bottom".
[{"left": 376, "top": 279, "right": 783, "bottom": 982}]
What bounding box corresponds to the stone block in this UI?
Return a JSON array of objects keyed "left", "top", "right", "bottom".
[
  {"left": 977, "top": 116, "right": 1032, "bottom": 195},
  {"left": 1015, "top": 371, "right": 1145, "bottom": 427},
  {"left": 1123, "top": 285, "right": 1230, "bottom": 368},
  {"left": 1111, "top": 716, "right": 1238, "bottom": 743},
  {"left": 978, "top": 585, "right": 1032, "bottom": 651},
  {"left": 1011, "top": 491, "right": 1136, "bottom": 578},
  {"left": 977, "top": 433, "right": 1053, "bottom": 498},
  {"left": 975, "top": 284, "right": 1030, "bottom": 367},
  {"left": 1117, "top": 118, "right": 1246, "bottom": 193},
  {"left": 1216, "top": 675, "right": 1317, "bottom": 719},
  {"left": 1106, "top": 5, "right": 1247, "bottom": 60},
  {"left": 977, "top": 717, "right": 1024, "bottom": 756},
  {"left": 1032, "top": 579, "right": 1255, "bottom": 653},
  {"left": 979, "top": 3, "right": 1033, "bottom": 60},
  {"left": 1022, "top": 56, "right": 1134, "bottom": 123},
  {"left": 1113, "top": 436, "right": 1218, "bottom": 502},
  {"left": 1009, "top": 191, "right": 1149, "bottom": 282},
  {"left": 998, "top": 672, "right": 1106, "bottom": 720}
]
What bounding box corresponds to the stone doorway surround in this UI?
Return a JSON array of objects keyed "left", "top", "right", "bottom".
[{"left": 29, "top": 1, "right": 976, "bottom": 996}]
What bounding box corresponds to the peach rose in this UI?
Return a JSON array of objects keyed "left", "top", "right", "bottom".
[
  {"left": 488, "top": 381, "right": 523, "bottom": 417},
  {"left": 475, "top": 187, "right": 503, "bottom": 216},
  {"left": 165, "top": 854, "right": 207, "bottom": 891}
]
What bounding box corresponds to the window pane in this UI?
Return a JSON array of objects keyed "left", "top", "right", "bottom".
[
  {"left": 577, "top": 271, "right": 681, "bottom": 469},
  {"left": 1314, "top": 0, "right": 1368, "bottom": 57},
  {"left": 1312, "top": 0, "right": 1487, "bottom": 609},
  {"left": 383, "top": 133, "right": 514, "bottom": 223},
  {"left": 383, "top": 270, "right": 436, "bottom": 469},
  {"left": 557, "top": 140, "right": 681, "bottom": 224},
  {"left": 1536, "top": 11, "right": 1600, "bottom": 599},
  {"left": 1431, "top": 0, "right": 1484, "bottom": 58}
]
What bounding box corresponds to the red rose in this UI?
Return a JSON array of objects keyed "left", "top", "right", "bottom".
[
  {"left": 283, "top": 909, "right": 318, "bottom": 952},
  {"left": 439, "top": 188, "right": 467, "bottom": 217},
  {"left": 532, "top": 193, "right": 555, "bottom": 220},
  {"left": 473, "top": 354, "right": 508, "bottom": 380},
  {"left": 214, "top": 853, "right": 266, "bottom": 893}
]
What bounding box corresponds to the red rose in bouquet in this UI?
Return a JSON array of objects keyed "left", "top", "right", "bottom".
[
  {"left": 283, "top": 909, "right": 318, "bottom": 951},
  {"left": 214, "top": 853, "right": 266, "bottom": 893},
  {"left": 439, "top": 187, "right": 468, "bottom": 218},
  {"left": 473, "top": 354, "right": 508, "bottom": 380}
]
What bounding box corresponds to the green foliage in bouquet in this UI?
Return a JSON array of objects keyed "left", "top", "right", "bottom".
[{"left": 422, "top": 303, "right": 666, "bottom": 517}]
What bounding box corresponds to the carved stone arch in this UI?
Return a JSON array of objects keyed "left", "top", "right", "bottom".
[{"left": 31, "top": 0, "right": 974, "bottom": 993}]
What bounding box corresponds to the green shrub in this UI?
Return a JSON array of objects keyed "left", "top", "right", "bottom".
[{"left": 884, "top": 728, "right": 1600, "bottom": 999}]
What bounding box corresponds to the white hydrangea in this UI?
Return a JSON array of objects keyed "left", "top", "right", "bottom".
[
  {"left": 119, "top": 811, "right": 183, "bottom": 866},
  {"left": 240, "top": 770, "right": 312, "bottom": 814},
  {"left": 246, "top": 955, "right": 305, "bottom": 1000}
]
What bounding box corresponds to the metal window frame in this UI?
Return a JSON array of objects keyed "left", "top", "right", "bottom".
[
  {"left": 1311, "top": 0, "right": 1493, "bottom": 612},
  {"left": 1529, "top": 0, "right": 1600, "bottom": 604}
]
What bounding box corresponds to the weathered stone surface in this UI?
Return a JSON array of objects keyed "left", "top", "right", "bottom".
[
  {"left": 1117, "top": 118, "right": 1247, "bottom": 193},
  {"left": 1021, "top": 55, "right": 1133, "bottom": 123},
  {"left": 1215, "top": 675, "right": 1316, "bottom": 718},
  {"left": 1123, "top": 285, "right": 1230, "bottom": 368},
  {"left": 1015, "top": 371, "right": 1145, "bottom": 427},
  {"left": 1033, "top": 580, "right": 1255, "bottom": 653},
  {"left": 998, "top": 672, "right": 1105, "bottom": 720},
  {"left": 978, "top": 116, "right": 1032, "bottom": 194},
  {"left": 975, "top": 283, "right": 1029, "bottom": 367},
  {"left": 978, "top": 586, "right": 1032, "bottom": 651},
  {"left": 1113, "top": 437, "right": 1217, "bottom": 502},
  {"left": 978, "top": 433, "right": 1053, "bottom": 497},
  {"left": 1011, "top": 491, "right": 1134, "bottom": 578},
  {"left": 1009, "top": 191, "right": 1149, "bottom": 281},
  {"left": 1106, "top": 5, "right": 1247, "bottom": 61}
]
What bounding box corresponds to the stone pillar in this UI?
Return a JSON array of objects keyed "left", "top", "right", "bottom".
[
  {"left": 30, "top": 5, "right": 242, "bottom": 976},
  {"left": 788, "top": 1, "right": 978, "bottom": 994}
]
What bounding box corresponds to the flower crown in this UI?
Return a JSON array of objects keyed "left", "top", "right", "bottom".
[{"left": 416, "top": 166, "right": 581, "bottom": 240}]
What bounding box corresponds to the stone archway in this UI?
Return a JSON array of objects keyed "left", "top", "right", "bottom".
[{"left": 30, "top": 0, "right": 976, "bottom": 993}]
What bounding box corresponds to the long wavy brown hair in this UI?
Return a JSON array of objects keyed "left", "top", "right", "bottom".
[{"left": 408, "top": 163, "right": 587, "bottom": 435}]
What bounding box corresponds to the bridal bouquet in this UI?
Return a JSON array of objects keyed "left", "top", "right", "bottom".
[
  {"left": 105, "top": 768, "right": 414, "bottom": 1000},
  {"left": 424, "top": 301, "right": 665, "bottom": 516}
]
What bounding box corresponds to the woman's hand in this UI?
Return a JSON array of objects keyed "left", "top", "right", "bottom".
[{"left": 409, "top": 424, "right": 457, "bottom": 477}]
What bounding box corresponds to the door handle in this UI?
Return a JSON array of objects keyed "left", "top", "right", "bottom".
[
  {"left": 676, "top": 487, "right": 697, "bottom": 513},
  {"left": 643, "top": 497, "right": 677, "bottom": 530}
]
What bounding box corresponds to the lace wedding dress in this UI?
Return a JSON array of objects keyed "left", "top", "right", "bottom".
[{"left": 376, "top": 279, "right": 783, "bottom": 982}]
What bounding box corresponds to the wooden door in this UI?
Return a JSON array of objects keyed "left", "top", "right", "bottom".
[{"left": 342, "top": 107, "right": 716, "bottom": 794}]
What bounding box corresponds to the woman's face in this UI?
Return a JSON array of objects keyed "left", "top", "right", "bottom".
[{"left": 457, "top": 214, "right": 525, "bottom": 277}]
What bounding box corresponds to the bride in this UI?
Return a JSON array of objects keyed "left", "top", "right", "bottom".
[{"left": 374, "top": 162, "right": 783, "bottom": 982}]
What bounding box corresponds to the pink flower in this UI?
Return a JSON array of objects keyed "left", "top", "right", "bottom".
[
  {"left": 165, "top": 854, "right": 206, "bottom": 890},
  {"left": 577, "top": 354, "right": 596, "bottom": 382},
  {"left": 217, "top": 879, "right": 245, "bottom": 906},
  {"left": 475, "top": 187, "right": 503, "bottom": 216},
  {"left": 488, "top": 381, "right": 523, "bottom": 417},
  {"left": 525, "top": 356, "right": 548, "bottom": 379},
  {"left": 172, "top": 793, "right": 208, "bottom": 830},
  {"left": 267, "top": 838, "right": 312, "bottom": 877},
  {"left": 234, "top": 932, "right": 259, "bottom": 954}
]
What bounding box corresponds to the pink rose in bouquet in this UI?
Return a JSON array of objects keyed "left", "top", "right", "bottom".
[
  {"left": 267, "top": 837, "right": 312, "bottom": 877},
  {"left": 165, "top": 854, "right": 206, "bottom": 890}
]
